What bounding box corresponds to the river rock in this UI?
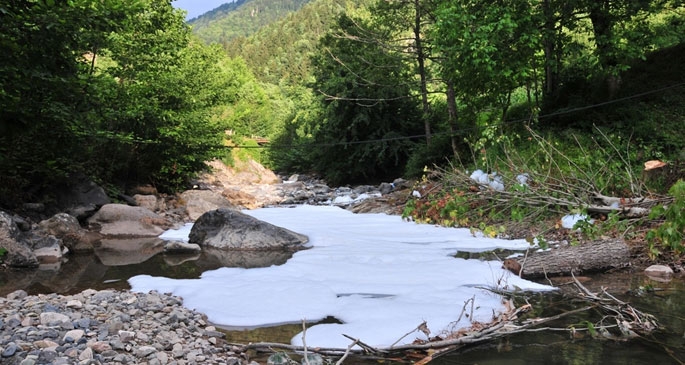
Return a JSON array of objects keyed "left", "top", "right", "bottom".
[
  {"left": 133, "top": 194, "right": 160, "bottom": 212},
  {"left": 180, "top": 190, "right": 235, "bottom": 221},
  {"left": 52, "top": 172, "right": 111, "bottom": 221},
  {"left": 0, "top": 211, "right": 39, "bottom": 267},
  {"left": 222, "top": 188, "right": 259, "bottom": 209},
  {"left": 189, "top": 208, "right": 308, "bottom": 250},
  {"left": 644, "top": 264, "right": 674, "bottom": 281},
  {"left": 164, "top": 240, "right": 202, "bottom": 253},
  {"left": 37, "top": 213, "right": 93, "bottom": 252},
  {"left": 0, "top": 289, "right": 247, "bottom": 364},
  {"left": 32, "top": 240, "right": 63, "bottom": 264},
  {"left": 87, "top": 204, "right": 171, "bottom": 237}
]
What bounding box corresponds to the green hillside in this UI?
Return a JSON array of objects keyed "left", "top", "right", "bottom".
[{"left": 189, "top": 0, "right": 312, "bottom": 45}]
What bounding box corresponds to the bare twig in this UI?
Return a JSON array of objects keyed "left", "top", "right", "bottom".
[
  {"left": 453, "top": 296, "right": 475, "bottom": 324},
  {"left": 390, "top": 321, "right": 430, "bottom": 348},
  {"left": 341, "top": 334, "right": 383, "bottom": 355},
  {"left": 302, "top": 319, "right": 310, "bottom": 365},
  {"left": 335, "top": 338, "right": 359, "bottom": 365}
]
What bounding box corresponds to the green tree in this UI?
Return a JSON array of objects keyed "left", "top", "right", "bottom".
[
  {"left": 306, "top": 14, "right": 423, "bottom": 184},
  {"left": 98, "top": 0, "right": 238, "bottom": 190},
  {"left": 0, "top": 0, "right": 138, "bottom": 205},
  {"left": 433, "top": 0, "right": 542, "bottom": 145},
  {"left": 0, "top": 0, "right": 246, "bottom": 207}
]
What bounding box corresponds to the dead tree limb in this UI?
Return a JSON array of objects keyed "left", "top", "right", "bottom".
[{"left": 504, "top": 238, "right": 631, "bottom": 279}]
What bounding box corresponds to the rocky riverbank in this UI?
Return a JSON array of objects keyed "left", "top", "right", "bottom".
[
  {"left": 0, "top": 289, "right": 253, "bottom": 365},
  {"left": 0, "top": 159, "right": 414, "bottom": 364}
]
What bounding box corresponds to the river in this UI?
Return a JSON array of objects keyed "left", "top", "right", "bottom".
[{"left": 1, "top": 205, "right": 683, "bottom": 364}]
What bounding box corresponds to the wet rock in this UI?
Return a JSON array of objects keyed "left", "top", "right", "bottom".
[
  {"left": 87, "top": 204, "right": 171, "bottom": 237},
  {"left": 38, "top": 213, "right": 91, "bottom": 252},
  {"left": 164, "top": 240, "right": 201, "bottom": 253},
  {"left": 645, "top": 264, "right": 674, "bottom": 281},
  {"left": 189, "top": 208, "right": 308, "bottom": 250},
  {"left": 32, "top": 242, "right": 63, "bottom": 264}
]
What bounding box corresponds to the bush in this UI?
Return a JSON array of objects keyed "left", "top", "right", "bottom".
[{"left": 647, "top": 180, "right": 685, "bottom": 258}]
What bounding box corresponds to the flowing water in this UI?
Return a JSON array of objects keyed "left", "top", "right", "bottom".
[{"left": 2, "top": 224, "right": 683, "bottom": 364}]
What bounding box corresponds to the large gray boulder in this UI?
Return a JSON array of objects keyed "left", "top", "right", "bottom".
[
  {"left": 87, "top": 204, "right": 171, "bottom": 237},
  {"left": 189, "top": 208, "right": 308, "bottom": 250}
]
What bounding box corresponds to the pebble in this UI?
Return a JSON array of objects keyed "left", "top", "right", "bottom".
[{"left": 0, "top": 289, "right": 249, "bottom": 364}]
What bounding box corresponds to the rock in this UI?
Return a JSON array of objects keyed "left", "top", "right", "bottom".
[
  {"left": 0, "top": 289, "right": 247, "bottom": 364},
  {"left": 180, "top": 190, "right": 234, "bottom": 221},
  {"left": 644, "top": 264, "right": 674, "bottom": 281},
  {"left": 133, "top": 194, "right": 160, "bottom": 212},
  {"left": 222, "top": 189, "right": 259, "bottom": 209},
  {"left": 40, "top": 312, "right": 70, "bottom": 325},
  {"left": 117, "top": 193, "right": 138, "bottom": 206},
  {"left": 10, "top": 214, "right": 32, "bottom": 231},
  {"left": 32, "top": 242, "right": 63, "bottom": 264},
  {"left": 379, "top": 182, "right": 395, "bottom": 195},
  {"left": 6, "top": 290, "right": 28, "bottom": 300},
  {"left": 0, "top": 211, "right": 22, "bottom": 240},
  {"left": 87, "top": 204, "right": 171, "bottom": 237},
  {"left": 37, "top": 213, "right": 91, "bottom": 252},
  {"left": 164, "top": 241, "right": 201, "bottom": 253},
  {"left": 189, "top": 208, "right": 308, "bottom": 250},
  {"left": 52, "top": 172, "right": 111, "bottom": 221},
  {"left": 203, "top": 159, "right": 281, "bottom": 186},
  {"left": 0, "top": 211, "right": 39, "bottom": 268}
]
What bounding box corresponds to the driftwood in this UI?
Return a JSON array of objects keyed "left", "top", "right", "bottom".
[{"left": 503, "top": 239, "right": 631, "bottom": 279}]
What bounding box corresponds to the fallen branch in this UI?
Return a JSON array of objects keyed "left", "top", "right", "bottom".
[{"left": 503, "top": 238, "right": 631, "bottom": 279}]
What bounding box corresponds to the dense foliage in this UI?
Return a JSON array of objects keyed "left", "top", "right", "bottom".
[
  {"left": 0, "top": 0, "right": 263, "bottom": 207},
  {"left": 2, "top": 0, "right": 683, "bottom": 215}
]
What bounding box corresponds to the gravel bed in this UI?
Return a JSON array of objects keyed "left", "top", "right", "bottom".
[{"left": 0, "top": 289, "right": 256, "bottom": 365}]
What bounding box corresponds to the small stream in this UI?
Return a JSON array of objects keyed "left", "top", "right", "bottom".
[{"left": 2, "top": 223, "right": 684, "bottom": 364}]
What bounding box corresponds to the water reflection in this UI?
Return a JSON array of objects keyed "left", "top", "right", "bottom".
[
  {"left": 0, "top": 241, "right": 296, "bottom": 296},
  {"left": 431, "top": 273, "right": 685, "bottom": 364}
]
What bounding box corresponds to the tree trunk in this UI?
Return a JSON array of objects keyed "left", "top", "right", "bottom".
[
  {"left": 446, "top": 80, "right": 459, "bottom": 159},
  {"left": 413, "top": 0, "right": 431, "bottom": 145},
  {"left": 589, "top": 0, "right": 621, "bottom": 98},
  {"left": 541, "top": 0, "right": 558, "bottom": 100},
  {"left": 503, "top": 239, "right": 630, "bottom": 279}
]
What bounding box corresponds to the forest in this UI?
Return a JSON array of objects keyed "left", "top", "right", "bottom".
[{"left": 1, "top": 0, "right": 683, "bottom": 204}]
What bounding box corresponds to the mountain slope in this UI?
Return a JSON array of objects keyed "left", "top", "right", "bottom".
[
  {"left": 189, "top": 0, "right": 312, "bottom": 44},
  {"left": 224, "top": 0, "right": 370, "bottom": 85}
]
